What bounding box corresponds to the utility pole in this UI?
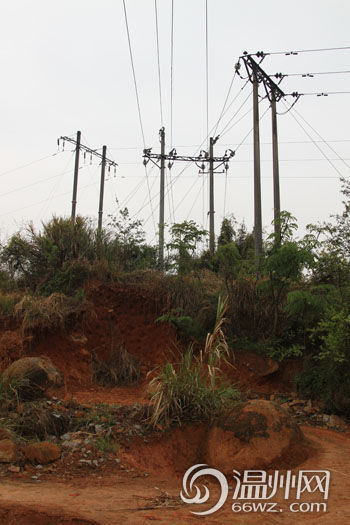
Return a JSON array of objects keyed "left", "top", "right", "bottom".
[
  {"left": 209, "top": 136, "right": 219, "bottom": 255},
  {"left": 159, "top": 128, "right": 165, "bottom": 269},
  {"left": 241, "top": 53, "right": 285, "bottom": 255},
  {"left": 71, "top": 130, "right": 81, "bottom": 221},
  {"left": 271, "top": 93, "right": 281, "bottom": 244},
  {"left": 98, "top": 145, "right": 107, "bottom": 232},
  {"left": 58, "top": 133, "right": 117, "bottom": 224},
  {"left": 252, "top": 71, "right": 263, "bottom": 258},
  {"left": 143, "top": 132, "right": 234, "bottom": 263}
]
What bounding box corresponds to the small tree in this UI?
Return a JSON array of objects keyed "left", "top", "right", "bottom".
[{"left": 167, "top": 221, "right": 207, "bottom": 275}]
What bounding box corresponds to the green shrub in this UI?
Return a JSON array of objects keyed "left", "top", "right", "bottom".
[{"left": 149, "top": 297, "right": 240, "bottom": 427}]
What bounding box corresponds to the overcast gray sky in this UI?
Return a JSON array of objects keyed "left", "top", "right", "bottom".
[{"left": 1, "top": 0, "right": 350, "bottom": 246}]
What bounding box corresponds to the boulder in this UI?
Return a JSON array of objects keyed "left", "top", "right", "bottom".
[
  {"left": 0, "top": 439, "right": 17, "bottom": 463},
  {"left": 206, "top": 400, "right": 306, "bottom": 473},
  {"left": 23, "top": 442, "right": 61, "bottom": 464},
  {"left": 2, "top": 357, "right": 63, "bottom": 399}
]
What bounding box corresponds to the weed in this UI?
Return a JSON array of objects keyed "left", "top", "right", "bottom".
[
  {"left": 0, "top": 292, "right": 19, "bottom": 316},
  {"left": 148, "top": 297, "right": 240, "bottom": 428},
  {"left": 94, "top": 436, "right": 119, "bottom": 455},
  {"left": 91, "top": 345, "right": 141, "bottom": 386}
]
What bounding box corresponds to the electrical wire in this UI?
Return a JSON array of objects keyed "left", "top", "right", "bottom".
[
  {"left": 291, "top": 107, "right": 350, "bottom": 170},
  {"left": 122, "top": 0, "right": 146, "bottom": 147},
  {"left": 217, "top": 89, "right": 253, "bottom": 137},
  {"left": 205, "top": 0, "right": 209, "bottom": 147},
  {"left": 0, "top": 152, "right": 61, "bottom": 179},
  {"left": 170, "top": 0, "right": 174, "bottom": 147},
  {"left": 285, "top": 91, "right": 350, "bottom": 97},
  {"left": 212, "top": 71, "right": 237, "bottom": 137},
  {"left": 282, "top": 99, "right": 346, "bottom": 178},
  {"left": 272, "top": 70, "right": 350, "bottom": 78},
  {"left": 244, "top": 46, "right": 350, "bottom": 58},
  {"left": 154, "top": 0, "right": 163, "bottom": 126}
]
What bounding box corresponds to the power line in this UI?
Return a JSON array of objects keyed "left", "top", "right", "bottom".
[
  {"left": 291, "top": 107, "right": 350, "bottom": 170},
  {"left": 170, "top": 0, "right": 174, "bottom": 147},
  {"left": 282, "top": 100, "right": 346, "bottom": 178},
  {"left": 286, "top": 91, "right": 350, "bottom": 97},
  {"left": 212, "top": 71, "right": 237, "bottom": 137},
  {"left": 154, "top": 0, "right": 163, "bottom": 126},
  {"left": 0, "top": 152, "right": 61, "bottom": 179},
  {"left": 122, "top": 0, "right": 146, "bottom": 147},
  {"left": 205, "top": 0, "right": 209, "bottom": 147},
  {"left": 272, "top": 70, "right": 350, "bottom": 79},
  {"left": 108, "top": 139, "right": 350, "bottom": 150},
  {"left": 243, "top": 46, "right": 350, "bottom": 58},
  {"left": 218, "top": 89, "right": 253, "bottom": 137}
]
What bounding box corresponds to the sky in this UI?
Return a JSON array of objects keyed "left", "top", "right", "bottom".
[{"left": 0, "top": 0, "right": 350, "bottom": 248}]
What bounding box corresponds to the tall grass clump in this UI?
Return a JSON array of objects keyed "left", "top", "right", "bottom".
[
  {"left": 148, "top": 297, "right": 240, "bottom": 427},
  {"left": 15, "top": 292, "right": 92, "bottom": 335},
  {"left": 91, "top": 344, "right": 141, "bottom": 386}
]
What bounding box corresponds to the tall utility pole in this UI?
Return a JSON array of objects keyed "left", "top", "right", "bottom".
[
  {"left": 159, "top": 128, "right": 166, "bottom": 269},
  {"left": 143, "top": 131, "right": 234, "bottom": 263},
  {"left": 98, "top": 145, "right": 107, "bottom": 232},
  {"left": 71, "top": 130, "right": 81, "bottom": 220},
  {"left": 58, "top": 133, "right": 117, "bottom": 224},
  {"left": 271, "top": 93, "right": 281, "bottom": 244},
  {"left": 252, "top": 71, "right": 263, "bottom": 258},
  {"left": 209, "top": 136, "right": 219, "bottom": 255},
  {"left": 241, "top": 53, "right": 285, "bottom": 254}
]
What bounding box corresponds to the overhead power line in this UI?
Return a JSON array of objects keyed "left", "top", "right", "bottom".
[
  {"left": 0, "top": 152, "right": 61, "bottom": 179},
  {"left": 122, "top": 0, "right": 146, "bottom": 147},
  {"left": 272, "top": 70, "right": 350, "bottom": 79},
  {"left": 154, "top": 0, "right": 163, "bottom": 126},
  {"left": 242, "top": 46, "right": 350, "bottom": 58},
  {"left": 286, "top": 91, "right": 350, "bottom": 97}
]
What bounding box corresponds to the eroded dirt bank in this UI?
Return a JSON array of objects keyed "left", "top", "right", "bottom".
[{"left": 0, "top": 426, "right": 349, "bottom": 524}]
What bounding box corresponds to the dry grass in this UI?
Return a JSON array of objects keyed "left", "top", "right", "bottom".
[
  {"left": 91, "top": 344, "right": 141, "bottom": 386},
  {"left": 14, "top": 293, "right": 93, "bottom": 334}
]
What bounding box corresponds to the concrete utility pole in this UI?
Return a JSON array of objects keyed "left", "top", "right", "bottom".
[
  {"left": 271, "top": 93, "right": 281, "bottom": 244},
  {"left": 159, "top": 127, "right": 166, "bottom": 269},
  {"left": 252, "top": 72, "right": 263, "bottom": 258},
  {"left": 143, "top": 133, "right": 235, "bottom": 263},
  {"left": 71, "top": 130, "right": 81, "bottom": 221},
  {"left": 98, "top": 145, "right": 107, "bottom": 232},
  {"left": 241, "top": 53, "right": 285, "bottom": 256},
  {"left": 209, "top": 136, "right": 219, "bottom": 256},
  {"left": 59, "top": 133, "right": 117, "bottom": 224}
]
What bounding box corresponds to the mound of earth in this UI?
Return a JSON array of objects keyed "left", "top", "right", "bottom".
[
  {"left": 2, "top": 356, "right": 63, "bottom": 399},
  {"left": 206, "top": 399, "right": 308, "bottom": 473},
  {"left": 121, "top": 401, "right": 310, "bottom": 477}
]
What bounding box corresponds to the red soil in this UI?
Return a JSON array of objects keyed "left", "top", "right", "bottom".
[{"left": 1, "top": 282, "right": 349, "bottom": 523}]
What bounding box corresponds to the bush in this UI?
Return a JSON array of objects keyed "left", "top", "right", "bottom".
[{"left": 148, "top": 297, "right": 240, "bottom": 427}]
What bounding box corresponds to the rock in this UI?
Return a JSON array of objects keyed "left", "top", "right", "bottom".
[
  {"left": 327, "top": 415, "right": 347, "bottom": 430},
  {"left": 62, "top": 439, "right": 83, "bottom": 450},
  {"left": 2, "top": 356, "right": 63, "bottom": 399},
  {"left": 206, "top": 400, "right": 306, "bottom": 474},
  {"left": 0, "top": 439, "right": 17, "bottom": 463},
  {"left": 8, "top": 465, "right": 20, "bottom": 473},
  {"left": 23, "top": 442, "right": 61, "bottom": 464}
]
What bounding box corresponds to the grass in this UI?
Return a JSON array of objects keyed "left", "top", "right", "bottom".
[
  {"left": 91, "top": 344, "right": 141, "bottom": 386},
  {"left": 148, "top": 297, "right": 240, "bottom": 428},
  {"left": 14, "top": 292, "right": 93, "bottom": 334},
  {"left": 0, "top": 292, "right": 19, "bottom": 316},
  {"left": 94, "top": 436, "right": 119, "bottom": 455}
]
